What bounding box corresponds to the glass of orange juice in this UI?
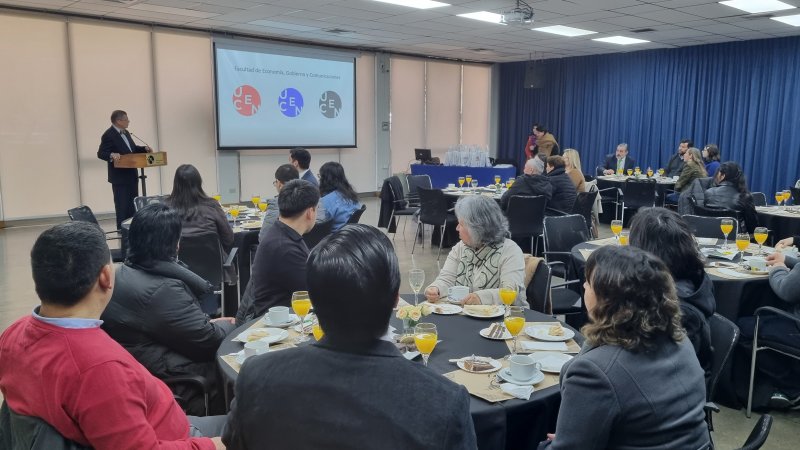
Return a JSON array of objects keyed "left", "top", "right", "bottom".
[
  {"left": 505, "top": 306, "right": 526, "bottom": 355},
  {"left": 465, "top": 174, "right": 473, "bottom": 186},
  {"left": 619, "top": 230, "right": 630, "bottom": 246},
  {"left": 291, "top": 291, "right": 312, "bottom": 343},
  {"left": 611, "top": 220, "right": 623, "bottom": 243},
  {"left": 720, "top": 218, "right": 734, "bottom": 250},
  {"left": 311, "top": 317, "right": 324, "bottom": 341},
  {"left": 646, "top": 167, "right": 654, "bottom": 178},
  {"left": 414, "top": 323, "right": 438, "bottom": 367},
  {"left": 736, "top": 233, "right": 750, "bottom": 267},
  {"left": 783, "top": 190, "right": 792, "bottom": 208},
  {"left": 458, "top": 177, "right": 465, "bottom": 188},
  {"left": 212, "top": 193, "right": 222, "bottom": 203},
  {"left": 775, "top": 191, "right": 784, "bottom": 207},
  {"left": 507, "top": 178, "right": 514, "bottom": 188},
  {"left": 658, "top": 168, "right": 665, "bottom": 177},
  {"left": 626, "top": 168, "right": 633, "bottom": 176},
  {"left": 251, "top": 194, "right": 261, "bottom": 209},
  {"left": 753, "top": 227, "right": 768, "bottom": 255},
  {"left": 229, "top": 207, "right": 240, "bottom": 226},
  {"left": 499, "top": 285, "right": 517, "bottom": 313},
  {"left": 258, "top": 202, "right": 268, "bottom": 214}
]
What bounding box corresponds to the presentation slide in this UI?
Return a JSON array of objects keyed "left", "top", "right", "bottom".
[{"left": 214, "top": 42, "right": 356, "bottom": 149}]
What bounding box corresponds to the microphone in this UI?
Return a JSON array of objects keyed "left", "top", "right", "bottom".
[{"left": 128, "top": 130, "right": 153, "bottom": 150}]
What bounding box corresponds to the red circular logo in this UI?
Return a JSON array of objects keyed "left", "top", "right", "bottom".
[{"left": 232, "top": 85, "right": 261, "bottom": 116}]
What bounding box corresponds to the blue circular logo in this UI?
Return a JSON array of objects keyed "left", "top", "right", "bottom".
[{"left": 278, "top": 88, "right": 304, "bottom": 117}]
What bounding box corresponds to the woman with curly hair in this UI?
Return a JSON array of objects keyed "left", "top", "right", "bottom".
[{"left": 541, "top": 245, "right": 709, "bottom": 450}]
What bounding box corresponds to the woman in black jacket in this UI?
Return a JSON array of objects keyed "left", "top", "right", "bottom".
[
  {"left": 703, "top": 161, "right": 759, "bottom": 233},
  {"left": 101, "top": 204, "right": 235, "bottom": 415}
]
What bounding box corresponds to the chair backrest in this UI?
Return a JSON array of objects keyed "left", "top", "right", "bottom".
[
  {"left": 407, "top": 175, "right": 432, "bottom": 207},
  {"left": 751, "top": 192, "right": 767, "bottom": 207},
  {"left": 134, "top": 195, "right": 165, "bottom": 211},
  {"left": 622, "top": 178, "right": 657, "bottom": 209},
  {"left": 303, "top": 218, "right": 334, "bottom": 249},
  {"left": 417, "top": 187, "right": 449, "bottom": 226},
  {"left": 736, "top": 414, "right": 773, "bottom": 450},
  {"left": 1, "top": 401, "right": 90, "bottom": 450},
  {"left": 693, "top": 201, "right": 743, "bottom": 222},
  {"left": 506, "top": 195, "right": 547, "bottom": 238},
  {"left": 67, "top": 205, "right": 99, "bottom": 225},
  {"left": 570, "top": 191, "right": 599, "bottom": 235},
  {"left": 387, "top": 176, "right": 408, "bottom": 210},
  {"left": 346, "top": 204, "right": 367, "bottom": 224},
  {"left": 791, "top": 187, "right": 800, "bottom": 206},
  {"left": 543, "top": 214, "right": 590, "bottom": 254},
  {"left": 177, "top": 231, "right": 223, "bottom": 290},
  {"left": 526, "top": 260, "right": 552, "bottom": 314},
  {"left": 706, "top": 313, "right": 740, "bottom": 401},
  {"left": 682, "top": 214, "right": 738, "bottom": 240}
]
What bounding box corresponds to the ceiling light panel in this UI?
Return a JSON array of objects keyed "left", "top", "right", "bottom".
[
  {"left": 533, "top": 25, "right": 596, "bottom": 37},
  {"left": 372, "top": 0, "right": 450, "bottom": 10},
  {"left": 718, "top": 0, "right": 795, "bottom": 14},
  {"left": 457, "top": 11, "right": 504, "bottom": 24},
  {"left": 772, "top": 14, "right": 800, "bottom": 26},
  {"left": 592, "top": 36, "right": 650, "bottom": 45}
]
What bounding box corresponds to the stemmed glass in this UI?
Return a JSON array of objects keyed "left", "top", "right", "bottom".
[
  {"left": 619, "top": 230, "right": 630, "bottom": 246},
  {"left": 291, "top": 291, "right": 312, "bottom": 343},
  {"left": 658, "top": 168, "right": 665, "bottom": 178},
  {"left": 409, "top": 269, "right": 425, "bottom": 306},
  {"left": 504, "top": 306, "right": 525, "bottom": 355},
  {"left": 736, "top": 233, "right": 750, "bottom": 268},
  {"left": 212, "top": 193, "right": 222, "bottom": 203},
  {"left": 258, "top": 202, "right": 268, "bottom": 215},
  {"left": 626, "top": 169, "right": 633, "bottom": 177},
  {"left": 465, "top": 174, "right": 473, "bottom": 187},
  {"left": 720, "top": 219, "right": 733, "bottom": 250},
  {"left": 471, "top": 180, "right": 478, "bottom": 190},
  {"left": 499, "top": 285, "right": 517, "bottom": 314},
  {"left": 251, "top": 194, "right": 261, "bottom": 209},
  {"left": 414, "top": 323, "right": 438, "bottom": 367},
  {"left": 783, "top": 190, "right": 792, "bottom": 209},
  {"left": 311, "top": 317, "right": 324, "bottom": 341},
  {"left": 647, "top": 167, "right": 654, "bottom": 178},
  {"left": 753, "top": 227, "right": 769, "bottom": 255},
  {"left": 611, "top": 220, "right": 623, "bottom": 243},
  {"left": 775, "top": 191, "right": 784, "bottom": 208},
  {"left": 494, "top": 174, "right": 502, "bottom": 185},
  {"left": 458, "top": 177, "right": 465, "bottom": 189},
  {"left": 506, "top": 178, "right": 514, "bottom": 188},
  {"left": 229, "top": 208, "right": 240, "bottom": 227}
]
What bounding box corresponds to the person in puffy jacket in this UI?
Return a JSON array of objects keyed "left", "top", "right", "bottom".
[
  {"left": 499, "top": 156, "right": 553, "bottom": 211},
  {"left": 544, "top": 155, "right": 578, "bottom": 214},
  {"left": 703, "top": 161, "right": 758, "bottom": 233}
]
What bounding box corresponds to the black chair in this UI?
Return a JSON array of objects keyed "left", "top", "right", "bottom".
[
  {"left": 506, "top": 195, "right": 546, "bottom": 255},
  {"left": 570, "top": 191, "right": 599, "bottom": 238},
  {"left": 619, "top": 178, "right": 657, "bottom": 223},
  {"left": 526, "top": 258, "right": 552, "bottom": 314},
  {"left": 683, "top": 214, "right": 738, "bottom": 240},
  {"left": 734, "top": 414, "right": 773, "bottom": 450},
  {"left": 746, "top": 306, "right": 800, "bottom": 417},
  {"left": 163, "top": 375, "right": 212, "bottom": 416},
  {"left": 133, "top": 195, "right": 165, "bottom": 211},
  {"left": 703, "top": 314, "right": 740, "bottom": 438},
  {"left": 0, "top": 401, "right": 91, "bottom": 449},
  {"left": 751, "top": 192, "right": 767, "bottom": 207},
  {"left": 178, "top": 231, "right": 238, "bottom": 316},
  {"left": 542, "top": 215, "right": 589, "bottom": 322},
  {"left": 791, "top": 187, "right": 800, "bottom": 206},
  {"left": 67, "top": 205, "right": 124, "bottom": 262},
  {"left": 303, "top": 218, "right": 334, "bottom": 249},
  {"left": 346, "top": 204, "right": 367, "bottom": 224},
  {"left": 406, "top": 174, "right": 432, "bottom": 207},
  {"left": 387, "top": 175, "right": 419, "bottom": 240},
  {"left": 412, "top": 187, "right": 457, "bottom": 260}
]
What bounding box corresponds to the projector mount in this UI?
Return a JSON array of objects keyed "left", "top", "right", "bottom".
[{"left": 500, "top": 0, "right": 535, "bottom": 25}]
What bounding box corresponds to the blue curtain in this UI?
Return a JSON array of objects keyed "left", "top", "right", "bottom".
[{"left": 497, "top": 36, "right": 800, "bottom": 196}]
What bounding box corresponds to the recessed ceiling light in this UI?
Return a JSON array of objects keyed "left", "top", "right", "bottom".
[
  {"left": 592, "top": 36, "right": 650, "bottom": 45},
  {"left": 372, "top": 0, "right": 450, "bottom": 9},
  {"left": 533, "top": 25, "right": 596, "bottom": 37},
  {"left": 719, "top": 0, "right": 795, "bottom": 14},
  {"left": 457, "top": 11, "right": 505, "bottom": 24},
  {"left": 772, "top": 13, "right": 800, "bottom": 26}
]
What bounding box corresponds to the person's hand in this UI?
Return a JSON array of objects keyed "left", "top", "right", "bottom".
[
  {"left": 603, "top": 169, "right": 614, "bottom": 175},
  {"left": 211, "top": 437, "right": 226, "bottom": 450},
  {"left": 211, "top": 317, "right": 235, "bottom": 325},
  {"left": 766, "top": 252, "right": 787, "bottom": 268},
  {"left": 110, "top": 152, "right": 121, "bottom": 162},
  {"left": 775, "top": 237, "right": 794, "bottom": 250},
  {"left": 424, "top": 286, "right": 440, "bottom": 303},
  {"left": 460, "top": 293, "right": 481, "bottom": 306}
]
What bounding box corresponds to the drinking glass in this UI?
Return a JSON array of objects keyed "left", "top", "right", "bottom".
[
  {"left": 753, "top": 227, "right": 769, "bottom": 255},
  {"left": 626, "top": 169, "right": 633, "bottom": 176},
  {"left": 409, "top": 269, "right": 425, "bottom": 306},
  {"left": 258, "top": 202, "right": 268, "bottom": 214},
  {"left": 465, "top": 174, "right": 473, "bottom": 186},
  {"left": 251, "top": 194, "right": 261, "bottom": 209},
  {"left": 504, "top": 306, "right": 526, "bottom": 355},
  {"left": 471, "top": 180, "right": 478, "bottom": 190},
  {"left": 783, "top": 190, "right": 792, "bottom": 208},
  {"left": 736, "top": 233, "right": 750, "bottom": 267},
  {"left": 658, "top": 168, "right": 665, "bottom": 177},
  {"left": 312, "top": 317, "right": 325, "bottom": 341},
  {"left": 720, "top": 219, "right": 734, "bottom": 250},
  {"left": 619, "top": 230, "right": 630, "bottom": 246},
  {"left": 634, "top": 167, "right": 641, "bottom": 177},
  {"left": 494, "top": 175, "right": 501, "bottom": 185},
  {"left": 499, "top": 285, "right": 517, "bottom": 313},
  {"left": 611, "top": 220, "right": 623, "bottom": 243},
  {"left": 229, "top": 208, "right": 240, "bottom": 226},
  {"left": 291, "top": 291, "right": 312, "bottom": 343},
  {"left": 414, "top": 323, "right": 438, "bottom": 367},
  {"left": 775, "top": 191, "right": 784, "bottom": 207},
  {"left": 212, "top": 193, "right": 222, "bottom": 203},
  {"left": 458, "top": 176, "right": 465, "bottom": 188},
  {"left": 647, "top": 167, "right": 654, "bottom": 178},
  {"left": 507, "top": 178, "right": 515, "bottom": 188}
]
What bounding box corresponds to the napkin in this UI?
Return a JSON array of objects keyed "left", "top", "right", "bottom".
[
  {"left": 717, "top": 268, "right": 759, "bottom": 279},
  {"left": 500, "top": 383, "right": 533, "bottom": 400},
  {"left": 694, "top": 237, "right": 717, "bottom": 246},
  {"left": 520, "top": 341, "right": 569, "bottom": 352},
  {"left": 578, "top": 249, "right": 595, "bottom": 260}
]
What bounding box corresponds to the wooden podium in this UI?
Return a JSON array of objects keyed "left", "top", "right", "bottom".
[{"left": 114, "top": 151, "right": 167, "bottom": 196}]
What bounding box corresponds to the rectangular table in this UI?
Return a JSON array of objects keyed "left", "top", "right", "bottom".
[{"left": 410, "top": 164, "right": 516, "bottom": 189}]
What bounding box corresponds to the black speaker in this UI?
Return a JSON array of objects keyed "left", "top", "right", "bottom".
[{"left": 524, "top": 61, "right": 544, "bottom": 89}]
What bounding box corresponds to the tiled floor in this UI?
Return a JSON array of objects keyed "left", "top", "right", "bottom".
[{"left": 0, "top": 196, "right": 797, "bottom": 448}]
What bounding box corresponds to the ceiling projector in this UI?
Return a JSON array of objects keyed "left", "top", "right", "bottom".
[{"left": 500, "top": 0, "right": 534, "bottom": 25}]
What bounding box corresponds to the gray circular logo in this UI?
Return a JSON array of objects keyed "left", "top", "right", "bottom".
[{"left": 319, "top": 91, "right": 342, "bottom": 118}]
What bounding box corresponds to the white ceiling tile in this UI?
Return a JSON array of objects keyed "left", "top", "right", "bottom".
[
  {"left": 598, "top": 15, "right": 666, "bottom": 27},
  {"left": 643, "top": 8, "right": 707, "bottom": 23}
]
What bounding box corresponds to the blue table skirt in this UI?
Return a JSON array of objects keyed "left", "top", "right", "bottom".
[{"left": 410, "top": 164, "right": 516, "bottom": 189}]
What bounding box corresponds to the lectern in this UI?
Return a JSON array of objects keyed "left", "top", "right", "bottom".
[{"left": 114, "top": 151, "right": 168, "bottom": 196}]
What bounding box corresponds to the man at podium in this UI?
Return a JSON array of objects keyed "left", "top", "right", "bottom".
[{"left": 97, "top": 110, "right": 152, "bottom": 228}]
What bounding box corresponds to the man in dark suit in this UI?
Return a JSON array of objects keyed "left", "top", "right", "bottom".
[
  {"left": 223, "top": 224, "right": 477, "bottom": 450},
  {"left": 665, "top": 138, "right": 692, "bottom": 177},
  {"left": 96, "top": 110, "right": 151, "bottom": 229},
  {"left": 601, "top": 143, "right": 636, "bottom": 175},
  {"left": 290, "top": 147, "right": 318, "bottom": 186}
]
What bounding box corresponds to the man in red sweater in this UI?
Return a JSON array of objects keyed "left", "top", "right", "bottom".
[{"left": 0, "top": 222, "right": 225, "bottom": 450}]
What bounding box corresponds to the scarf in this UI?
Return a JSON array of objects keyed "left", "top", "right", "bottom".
[{"left": 455, "top": 242, "right": 504, "bottom": 291}]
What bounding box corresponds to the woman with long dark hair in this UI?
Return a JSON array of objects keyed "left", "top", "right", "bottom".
[
  {"left": 702, "top": 144, "right": 721, "bottom": 176},
  {"left": 703, "top": 161, "right": 758, "bottom": 232},
  {"left": 318, "top": 161, "right": 361, "bottom": 231}
]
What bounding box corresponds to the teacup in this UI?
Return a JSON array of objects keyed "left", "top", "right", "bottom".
[
  {"left": 748, "top": 257, "right": 768, "bottom": 272},
  {"left": 509, "top": 354, "right": 542, "bottom": 381},
  {"left": 447, "top": 285, "right": 470, "bottom": 302},
  {"left": 268, "top": 306, "right": 290, "bottom": 324},
  {"left": 243, "top": 340, "right": 270, "bottom": 358},
  {"left": 447, "top": 183, "right": 456, "bottom": 189}
]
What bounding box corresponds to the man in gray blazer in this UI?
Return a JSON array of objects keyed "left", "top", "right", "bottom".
[{"left": 223, "top": 225, "right": 477, "bottom": 450}]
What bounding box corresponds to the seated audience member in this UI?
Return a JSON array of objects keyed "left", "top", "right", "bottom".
[
  {"left": 290, "top": 147, "right": 318, "bottom": 186},
  {"left": 499, "top": 156, "right": 553, "bottom": 211},
  {"left": 0, "top": 222, "right": 225, "bottom": 449},
  {"left": 259, "top": 164, "right": 327, "bottom": 242},
  {"left": 223, "top": 225, "right": 477, "bottom": 449},
  {"left": 425, "top": 195, "right": 527, "bottom": 307},
  {"left": 629, "top": 207, "right": 714, "bottom": 375},
  {"left": 101, "top": 204, "right": 235, "bottom": 416},
  {"left": 545, "top": 155, "right": 578, "bottom": 213},
  {"left": 532, "top": 124, "right": 559, "bottom": 157},
  {"left": 601, "top": 143, "right": 636, "bottom": 176},
  {"left": 702, "top": 144, "right": 721, "bottom": 177},
  {"left": 562, "top": 148, "right": 586, "bottom": 193},
  {"left": 236, "top": 180, "right": 319, "bottom": 325},
  {"left": 703, "top": 161, "right": 759, "bottom": 233},
  {"left": 319, "top": 161, "right": 361, "bottom": 231},
  {"left": 736, "top": 238, "right": 800, "bottom": 409},
  {"left": 542, "top": 245, "right": 709, "bottom": 449},
  {"left": 666, "top": 138, "right": 693, "bottom": 178},
  {"left": 667, "top": 148, "right": 707, "bottom": 204}
]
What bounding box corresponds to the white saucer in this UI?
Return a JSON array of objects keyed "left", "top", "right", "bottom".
[
  {"left": 497, "top": 367, "right": 544, "bottom": 386},
  {"left": 524, "top": 324, "right": 575, "bottom": 342},
  {"left": 262, "top": 314, "right": 300, "bottom": 328},
  {"left": 427, "top": 303, "right": 463, "bottom": 315},
  {"left": 479, "top": 326, "right": 512, "bottom": 340},
  {"left": 528, "top": 352, "right": 573, "bottom": 373}
]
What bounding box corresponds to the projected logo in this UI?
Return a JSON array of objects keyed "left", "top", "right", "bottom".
[
  {"left": 319, "top": 91, "right": 342, "bottom": 118},
  {"left": 232, "top": 85, "right": 261, "bottom": 116},
  {"left": 278, "top": 88, "right": 304, "bottom": 117}
]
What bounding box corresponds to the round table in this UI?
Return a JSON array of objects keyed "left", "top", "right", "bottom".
[
  {"left": 756, "top": 206, "right": 800, "bottom": 245},
  {"left": 217, "top": 298, "right": 584, "bottom": 450},
  {"left": 596, "top": 175, "right": 676, "bottom": 208}
]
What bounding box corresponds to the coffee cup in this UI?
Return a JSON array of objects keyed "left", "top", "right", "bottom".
[
  {"left": 748, "top": 257, "right": 768, "bottom": 272},
  {"left": 448, "top": 183, "right": 456, "bottom": 189},
  {"left": 509, "top": 354, "right": 542, "bottom": 381},
  {"left": 268, "top": 306, "right": 290, "bottom": 324},
  {"left": 243, "top": 340, "right": 270, "bottom": 358},
  {"left": 447, "top": 285, "right": 470, "bottom": 302}
]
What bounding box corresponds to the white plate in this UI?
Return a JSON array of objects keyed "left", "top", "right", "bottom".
[
  {"left": 463, "top": 305, "right": 504, "bottom": 319},
  {"left": 457, "top": 357, "right": 502, "bottom": 374},
  {"left": 262, "top": 313, "right": 300, "bottom": 328},
  {"left": 528, "top": 352, "right": 573, "bottom": 373},
  {"left": 233, "top": 327, "right": 289, "bottom": 345},
  {"left": 524, "top": 324, "right": 575, "bottom": 342},
  {"left": 479, "top": 326, "right": 512, "bottom": 340},
  {"left": 427, "top": 303, "right": 463, "bottom": 315},
  {"left": 497, "top": 367, "right": 545, "bottom": 386}
]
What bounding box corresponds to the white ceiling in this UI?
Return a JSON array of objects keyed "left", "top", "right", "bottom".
[{"left": 2, "top": 0, "right": 800, "bottom": 62}]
